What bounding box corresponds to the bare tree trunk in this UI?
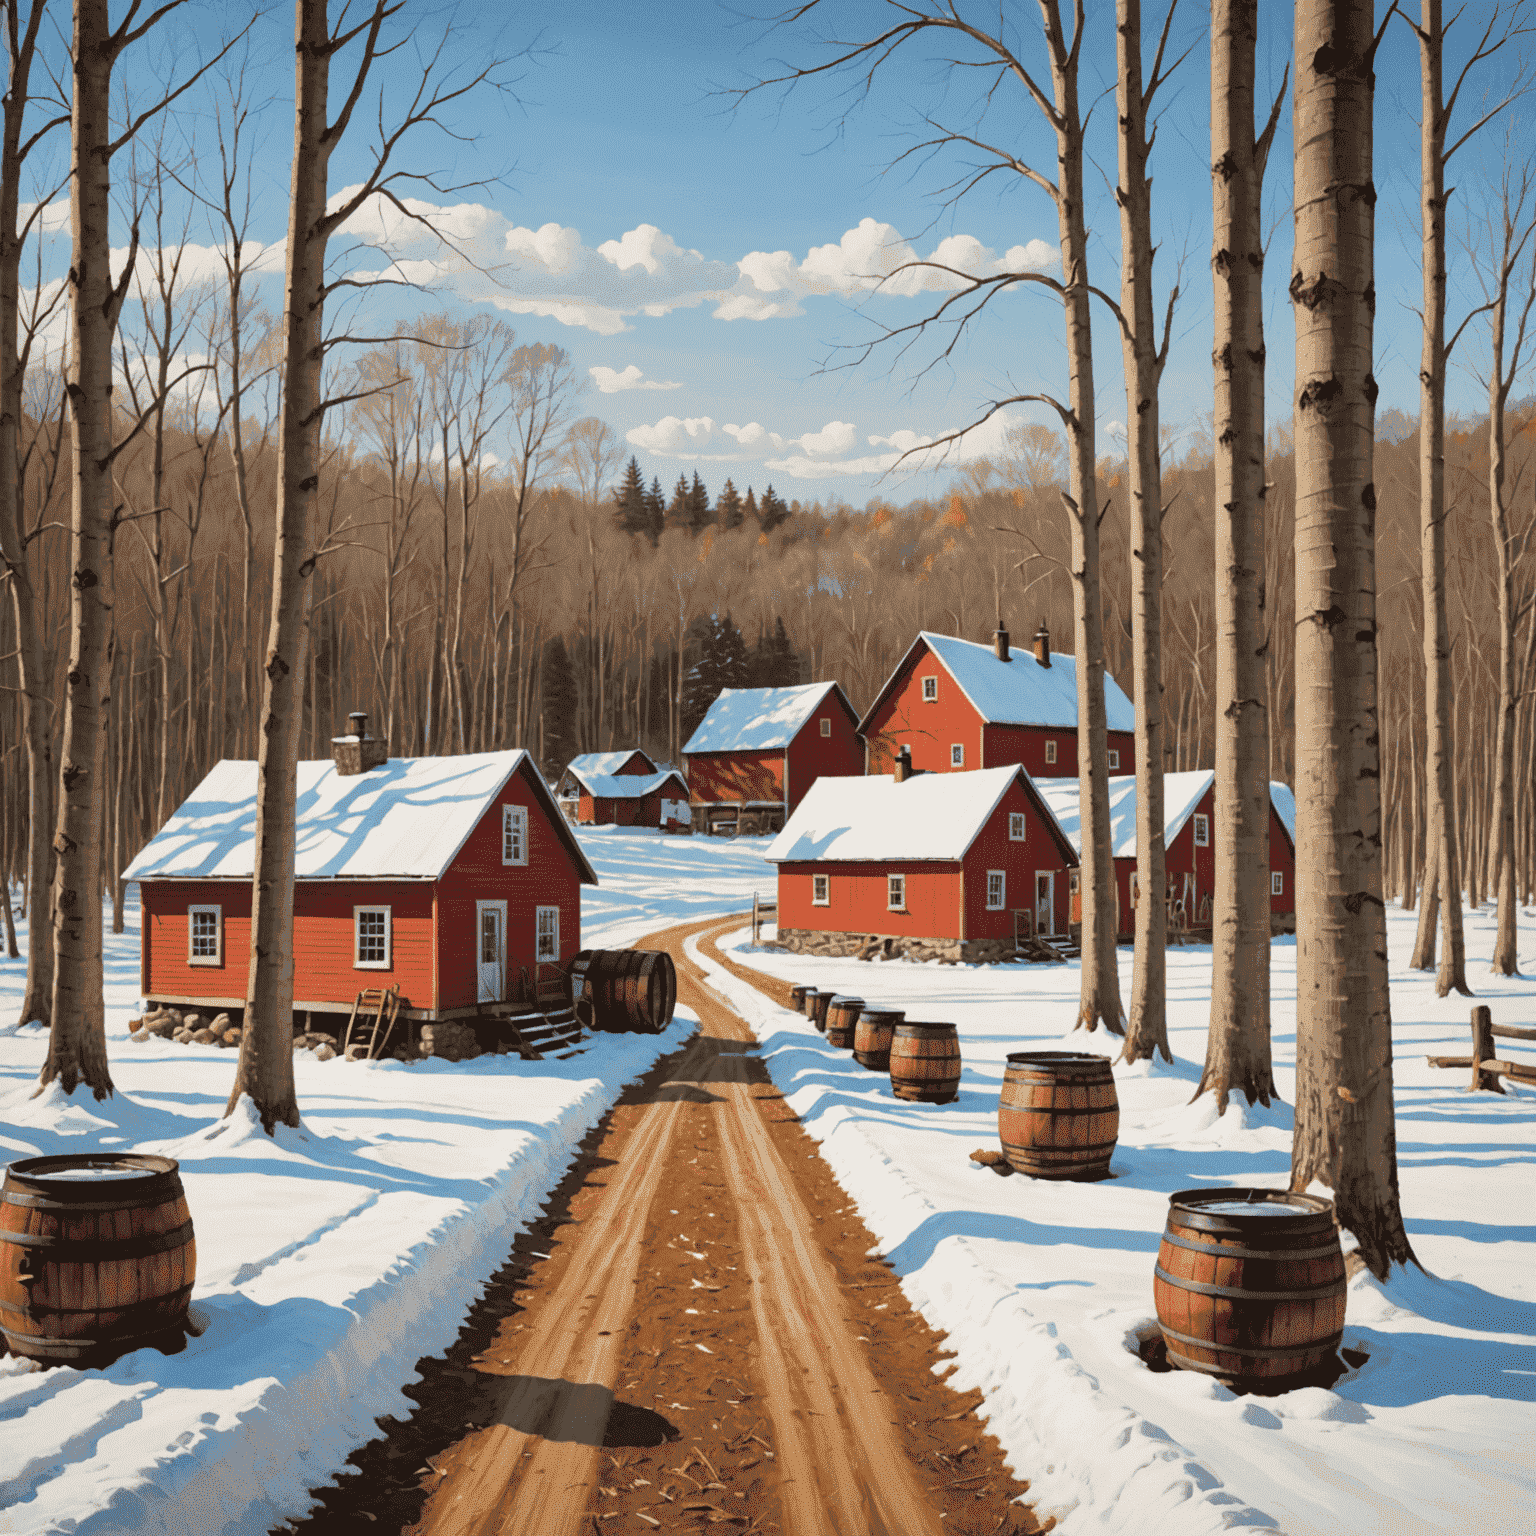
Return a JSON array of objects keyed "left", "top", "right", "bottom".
[
  {"left": 1200, "top": 0, "right": 1280, "bottom": 1109},
  {"left": 1289, "top": 0, "right": 1414, "bottom": 1277},
  {"left": 1114, "top": 0, "right": 1175, "bottom": 1065}
]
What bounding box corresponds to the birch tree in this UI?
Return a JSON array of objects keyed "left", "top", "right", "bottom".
[
  {"left": 1198, "top": 0, "right": 1285, "bottom": 1108},
  {"left": 1289, "top": 0, "right": 1414, "bottom": 1277}
]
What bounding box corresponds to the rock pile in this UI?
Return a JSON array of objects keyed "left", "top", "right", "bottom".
[
  {"left": 417, "top": 1021, "right": 479, "bottom": 1062},
  {"left": 130, "top": 1008, "right": 243, "bottom": 1047}
]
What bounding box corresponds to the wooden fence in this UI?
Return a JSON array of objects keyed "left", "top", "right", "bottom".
[{"left": 1426, "top": 1005, "right": 1536, "bottom": 1092}]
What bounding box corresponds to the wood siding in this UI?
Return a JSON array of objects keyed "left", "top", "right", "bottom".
[
  {"left": 783, "top": 697, "right": 864, "bottom": 811},
  {"left": 686, "top": 748, "right": 785, "bottom": 807}
]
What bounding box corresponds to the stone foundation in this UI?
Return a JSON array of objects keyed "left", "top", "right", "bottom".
[{"left": 777, "top": 927, "right": 1026, "bottom": 966}]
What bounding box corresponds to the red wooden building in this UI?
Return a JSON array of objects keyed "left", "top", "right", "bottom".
[
  {"left": 1033, "top": 770, "right": 1297, "bottom": 939},
  {"left": 765, "top": 762, "right": 1080, "bottom": 962},
  {"left": 556, "top": 750, "right": 690, "bottom": 831},
  {"left": 683, "top": 680, "right": 863, "bottom": 836},
  {"left": 123, "top": 731, "right": 598, "bottom": 1026},
  {"left": 859, "top": 624, "right": 1136, "bottom": 780}
]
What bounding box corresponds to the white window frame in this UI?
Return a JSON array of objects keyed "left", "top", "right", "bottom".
[
  {"left": 950, "top": 743, "right": 965, "bottom": 767},
  {"left": 1193, "top": 813, "right": 1210, "bottom": 847},
  {"left": 354, "top": 906, "right": 392, "bottom": 969},
  {"left": 1008, "top": 812, "right": 1026, "bottom": 841},
  {"left": 187, "top": 904, "right": 223, "bottom": 967},
  {"left": 1044, "top": 739, "right": 1058, "bottom": 765},
  {"left": 502, "top": 804, "right": 529, "bottom": 866},
  {"left": 819, "top": 716, "right": 831, "bottom": 738},
  {"left": 1271, "top": 871, "right": 1284, "bottom": 896},
  {"left": 812, "top": 872, "right": 830, "bottom": 906},
  {"left": 921, "top": 674, "right": 938, "bottom": 702},
  {"left": 1069, "top": 871, "right": 1081, "bottom": 895},
  {"left": 535, "top": 905, "right": 560, "bottom": 964},
  {"left": 887, "top": 873, "right": 906, "bottom": 911},
  {"left": 1108, "top": 749, "right": 1120, "bottom": 770},
  {"left": 986, "top": 871, "right": 1006, "bottom": 910}
]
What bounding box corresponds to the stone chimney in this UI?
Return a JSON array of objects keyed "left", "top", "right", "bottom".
[
  {"left": 893, "top": 744, "right": 913, "bottom": 783},
  {"left": 993, "top": 619, "right": 1010, "bottom": 662},
  {"left": 332, "top": 711, "right": 388, "bottom": 776},
  {"left": 1032, "top": 620, "right": 1051, "bottom": 668}
]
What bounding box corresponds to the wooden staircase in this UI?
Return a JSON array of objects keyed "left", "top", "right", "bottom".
[
  {"left": 499, "top": 963, "right": 587, "bottom": 1059},
  {"left": 343, "top": 986, "right": 402, "bottom": 1060}
]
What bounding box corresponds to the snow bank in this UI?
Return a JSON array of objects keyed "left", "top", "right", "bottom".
[{"left": 706, "top": 902, "right": 1536, "bottom": 1535}]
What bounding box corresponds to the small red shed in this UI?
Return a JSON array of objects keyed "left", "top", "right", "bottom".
[
  {"left": 556, "top": 750, "right": 690, "bottom": 831},
  {"left": 765, "top": 763, "right": 1080, "bottom": 963},
  {"left": 683, "top": 680, "right": 863, "bottom": 836},
  {"left": 859, "top": 624, "right": 1136, "bottom": 779},
  {"left": 123, "top": 739, "right": 598, "bottom": 1026},
  {"left": 1032, "top": 770, "right": 1297, "bottom": 940}
]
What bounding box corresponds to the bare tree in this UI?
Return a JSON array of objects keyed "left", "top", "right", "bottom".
[
  {"left": 1289, "top": 0, "right": 1414, "bottom": 1277},
  {"left": 1199, "top": 0, "right": 1285, "bottom": 1108}
]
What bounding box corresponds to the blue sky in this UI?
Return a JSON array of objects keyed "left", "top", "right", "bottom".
[{"left": 95, "top": 1, "right": 1536, "bottom": 502}]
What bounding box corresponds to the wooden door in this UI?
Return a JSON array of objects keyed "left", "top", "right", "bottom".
[
  {"left": 476, "top": 900, "right": 507, "bottom": 1003},
  {"left": 1034, "top": 871, "right": 1055, "bottom": 936}
]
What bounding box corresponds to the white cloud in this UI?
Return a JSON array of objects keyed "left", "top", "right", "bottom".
[
  {"left": 590, "top": 364, "right": 682, "bottom": 394},
  {"left": 332, "top": 189, "right": 1059, "bottom": 334},
  {"left": 765, "top": 408, "right": 1028, "bottom": 480}
]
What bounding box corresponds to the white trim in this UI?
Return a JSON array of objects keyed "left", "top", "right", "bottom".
[
  {"left": 535, "top": 904, "right": 560, "bottom": 963},
  {"left": 187, "top": 904, "right": 223, "bottom": 966},
  {"left": 887, "top": 872, "right": 906, "bottom": 911},
  {"left": 1044, "top": 739, "right": 1058, "bottom": 765},
  {"left": 812, "top": 872, "right": 830, "bottom": 906},
  {"left": 921, "top": 674, "right": 938, "bottom": 702},
  {"left": 502, "top": 803, "right": 529, "bottom": 865},
  {"left": 986, "top": 870, "right": 1006, "bottom": 910},
  {"left": 1108, "top": 748, "right": 1120, "bottom": 770},
  {"left": 354, "top": 905, "right": 392, "bottom": 969},
  {"left": 477, "top": 898, "right": 508, "bottom": 1002},
  {"left": 1034, "top": 870, "right": 1056, "bottom": 936},
  {"left": 1008, "top": 812, "right": 1026, "bottom": 841},
  {"left": 1271, "top": 871, "right": 1284, "bottom": 896},
  {"left": 950, "top": 743, "right": 965, "bottom": 767},
  {"left": 819, "top": 716, "right": 831, "bottom": 737},
  {"left": 1193, "top": 812, "right": 1210, "bottom": 847}
]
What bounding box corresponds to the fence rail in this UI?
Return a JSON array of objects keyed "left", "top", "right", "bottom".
[{"left": 1426, "top": 1005, "right": 1536, "bottom": 1092}]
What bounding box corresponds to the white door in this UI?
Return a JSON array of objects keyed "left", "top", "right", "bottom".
[
  {"left": 1035, "top": 872, "right": 1055, "bottom": 937},
  {"left": 476, "top": 900, "right": 507, "bottom": 1003}
]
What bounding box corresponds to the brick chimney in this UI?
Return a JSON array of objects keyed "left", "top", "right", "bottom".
[
  {"left": 893, "top": 744, "right": 913, "bottom": 783},
  {"left": 1032, "top": 620, "right": 1051, "bottom": 668},
  {"left": 993, "top": 619, "right": 1010, "bottom": 662},
  {"left": 332, "top": 711, "right": 388, "bottom": 775}
]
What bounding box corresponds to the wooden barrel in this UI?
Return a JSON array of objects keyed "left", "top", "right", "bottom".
[
  {"left": 1154, "top": 1188, "right": 1346, "bottom": 1385},
  {"left": 889, "top": 1022, "right": 961, "bottom": 1103},
  {"left": 0, "top": 1154, "right": 195, "bottom": 1365},
  {"left": 570, "top": 949, "right": 676, "bottom": 1033},
  {"left": 998, "top": 1051, "right": 1119, "bottom": 1180},
  {"left": 853, "top": 1007, "right": 904, "bottom": 1071},
  {"left": 801, "top": 986, "right": 821, "bottom": 1020},
  {"left": 824, "top": 996, "right": 864, "bottom": 1049},
  {"left": 809, "top": 990, "right": 834, "bottom": 1033},
  {"left": 789, "top": 984, "right": 811, "bottom": 1014}
]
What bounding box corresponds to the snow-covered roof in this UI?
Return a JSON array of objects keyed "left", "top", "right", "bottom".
[
  {"left": 860, "top": 631, "right": 1136, "bottom": 734},
  {"left": 684, "top": 681, "right": 849, "bottom": 754},
  {"left": 1269, "top": 781, "right": 1296, "bottom": 844},
  {"left": 764, "top": 765, "right": 1076, "bottom": 864},
  {"left": 123, "top": 750, "right": 599, "bottom": 884},
  {"left": 562, "top": 767, "right": 687, "bottom": 800},
  {"left": 566, "top": 749, "right": 655, "bottom": 778}
]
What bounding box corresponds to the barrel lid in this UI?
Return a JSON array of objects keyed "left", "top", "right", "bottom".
[
  {"left": 4, "top": 1153, "right": 181, "bottom": 1202},
  {"left": 1006, "top": 1050, "right": 1111, "bottom": 1066},
  {"left": 1167, "top": 1186, "right": 1334, "bottom": 1234},
  {"left": 893, "top": 1021, "right": 957, "bottom": 1035},
  {"left": 828, "top": 995, "right": 865, "bottom": 1006}
]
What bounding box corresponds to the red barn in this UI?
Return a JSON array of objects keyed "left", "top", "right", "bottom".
[
  {"left": 1033, "top": 770, "right": 1297, "bottom": 940},
  {"left": 765, "top": 762, "right": 1080, "bottom": 963},
  {"left": 122, "top": 736, "right": 598, "bottom": 1028},
  {"left": 859, "top": 624, "right": 1136, "bottom": 779},
  {"left": 556, "top": 750, "right": 690, "bottom": 831},
  {"left": 683, "top": 681, "right": 862, "bottom": 836}
]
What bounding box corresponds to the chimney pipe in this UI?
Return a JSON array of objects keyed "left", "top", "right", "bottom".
[
  {"left": 1032, "top": 620, "right": 1051, "bottom": 668},
  {"left": 333, "top": 710, "right": 389, "bottom": 775},
  {"left": 993, "top": 619, "right": 1010, "bottom": 662},
  {"left": 894, "top": 745, "right": 912, "bottom": 784}
]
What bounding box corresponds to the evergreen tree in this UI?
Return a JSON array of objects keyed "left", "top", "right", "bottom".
[
  {"left": 750, "top": 615, "right": 800, "bottom": 688},
  {"left": 643, "top": 476, "right": 666, "bottom": 544},
  {"left": 540, "top": 636, "right": 579, "bottom": 774},
  {"left": 612, "top": 455, "right": 648, "bottom": 537},
  {"left": 682, "top": 612, "right": 750, "bottom": 739},
  {"left": 686, "top": 470, "right": 712, "bottom": 533},
  {"left": 758, "top": 483, "right": 790, "bottom": 532},
  {"left": 665, "top": 473, "right": 690, "bottom": 531},
  {"left": 742, "top": 486, "right": 759, "bottom": 526},
  {"left": 716, "top": 478, "right": 743, "bottom": 530}
]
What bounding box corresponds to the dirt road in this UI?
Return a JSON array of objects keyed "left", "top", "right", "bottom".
[{"left": 281, "top": 913, "right": 1039, "bottom": 1536}]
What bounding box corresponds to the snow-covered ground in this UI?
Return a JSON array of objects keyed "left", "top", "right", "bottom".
[
  {"left": 706, "top": 903, "right": 1536, "bottom": 1536},
  {"left": 0, "top": 829, "right": 768, "bottom": 1536}
]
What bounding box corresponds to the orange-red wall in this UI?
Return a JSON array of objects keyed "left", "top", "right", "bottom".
[{"left": 687, "top": 748, "right": 784, "bottom": 806}]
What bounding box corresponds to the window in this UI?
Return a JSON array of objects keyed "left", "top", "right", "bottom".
[
  {"left": 1130, "top": 871, "right": 1140, "bottom": 905},
  {"left": 1108, "top": 749, "right": 1120, "bottom": 770},
  {"left": 921, "top": 675, "right": 937, "bottom": 702},
  {"left": 536, "top": 905, "right": 560, "bottom": 962},
  {"left": 1044, "top": 740, "right": 1058, "bottom": 765},
  {"left": 1069, "top": 872, "right": 1080, "bottom": 895},
  {"left": 1193, "top": 813, "right": 1210, "bottom": 847},
  {"left": 354, "top": 906, "right": 392, "bottom": 969},
  {"left": 819, "top": 717, "right": 831, "bottom": 737},
  {"left": 951, "top": 743, "right": 965, "bottom": 767},
  {"left": 1272, "top": 871, "right": 1284, "bottom": 896},
  {"left": 812, "top": 873, "right": 830, "bottom": 906},
  {"left": 187, "top": 905, "right": 222, "bottom": 966},
  {"left": 887, "top": 873, "right": 906, "bottom": 911},
  {"left": 986, "top": 871, "right": 1006, "bottom": 910},
  {"left": 502, "top": 804, "right": 528, "bottom": 865},
  {"left": 1009, "top": 812, "right": 1026, "bottom": 841}
]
